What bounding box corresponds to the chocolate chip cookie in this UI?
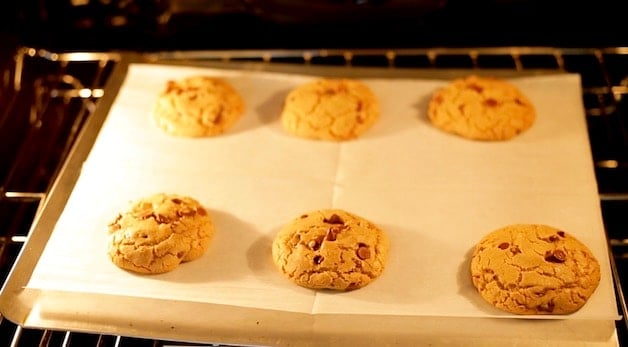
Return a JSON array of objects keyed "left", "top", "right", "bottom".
[
  {"left": 271, "top": 209, "right": 390, "bottom": 291},
  {"left": 152, "top": 76, "right": 245, "bottom": 137},
  {"left": 107, "top": 193, "right": 214, "bottom": 274},
  {"left": 470, "top": 224, "right": 601, "bottom": 314},
  {"left": 427, "top": 75, "right": 536, "bottom": 141},
  {"left": 280, "top": 78, "right": 380, "bottom": 141}
]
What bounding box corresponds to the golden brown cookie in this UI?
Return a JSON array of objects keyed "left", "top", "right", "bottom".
[
  {"left": 280, "top": 78, "right": 380, "bottom": 141},
  {"left": 107, "top": 193, "right": 214, "bottom": 274},
  {"left": 470, "top": 224, "right": 601, "bottom": 315},
  {"left": 271, "top": 209, "right": 390, "bottom": 291},
  {"left": 152, "top": 76, "right": 245, "bottom": 137},
  {"left": 427, "top": 75, "right": 535, "bottom": 141}
]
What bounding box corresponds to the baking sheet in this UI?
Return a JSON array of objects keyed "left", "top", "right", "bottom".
[{"left": 25, "top": 64, "right": 619, "bottom": 323}]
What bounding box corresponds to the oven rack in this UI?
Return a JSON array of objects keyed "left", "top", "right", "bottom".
[{"left": 1, "top": 46, "right": 627, "bottom": 347}]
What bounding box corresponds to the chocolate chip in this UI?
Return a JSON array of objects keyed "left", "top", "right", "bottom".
[
  {"left": 538, "top": 301, "right": 555, "bottom": 313},
  {"left": 323, "top": 214, "right": 344, "bottom": 224},
  {"left": 300, "top": 214, "right": 308, "bottom": 219},
  {"left": 356, "top": 243, "right": 371, "bottom": 260},
  {"left": 498, "top": 242, "right": 509, "bottom": 250},
  {"left": 326, "top": 228, "right": 338, "bottom": 241},
  {"left": 545, "top": 250, "right": 566, "bottom": 263},
  {"left": 154, "top": 214, "right": 170, "bottom": 224},
  {"left": 313, "top": 255, "right": 324, "bottom": 265},
  {"left": 549, "top": 235, "right": 559, "bottom": 242},
  {"left": 346, "top": 283, "right": 360, "bottom": 291},
  {"left": 196, "top": 207, "right": 208, "bottom": 216},
  {"left": 557, "top": 231, "right": 565, "bottom": 237},
  {"left": 469, "top": 83, "right": 484, "bottom": 93},
  {"left": 177, "top": 209, "right": 196, "bottom": 217},
  {"left": 484, "top": 98, "right": 498, "bottom": 107},
  {"left": 326, "top": 225, "right": 346, "bottom": 241},
  {"left": 308, "top": 236, "right": 324, "bottom": 251},
  {"left": 171, "top": 198, "right": 182, "bottom": 204}
]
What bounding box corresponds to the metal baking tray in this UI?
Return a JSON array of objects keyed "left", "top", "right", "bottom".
[{"left": 0, "top": 51, "right": 621, "bottom": 346}]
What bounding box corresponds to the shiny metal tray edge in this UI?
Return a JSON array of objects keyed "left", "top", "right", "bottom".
[{"left": 0, "top": 51, "right": 135, "bottom": 325}]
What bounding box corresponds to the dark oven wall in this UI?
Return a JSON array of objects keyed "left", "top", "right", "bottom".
[{"left": 1, "top": 0, "right": 627, "bottom": 51}]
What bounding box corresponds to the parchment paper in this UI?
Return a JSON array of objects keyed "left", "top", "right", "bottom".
[{"left": 27, "top": 64, "right": 619, "bottom": 321}]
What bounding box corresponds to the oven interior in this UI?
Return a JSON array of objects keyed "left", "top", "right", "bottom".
[{"left": 1, "top": 1, "right": 628, "bottom": 346}]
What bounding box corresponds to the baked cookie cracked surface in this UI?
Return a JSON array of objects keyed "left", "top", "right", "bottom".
[
  {"left": 280, "top": 78, "right": 380, "bottom": 141},
  {"left": 153, "top": 76, "right": 245, "bottom": 137},
  {"left": 272, "top": 209, "right": 390, "bottom": 291},
  {"left": 427, "top": 75, "right": 536, "bottom": 141},
  {"left": 107, "top": 193, "right": 214, "bottom": 274},
  {"left": 470, "top": 224, "right": 601, "bottom": 315}
]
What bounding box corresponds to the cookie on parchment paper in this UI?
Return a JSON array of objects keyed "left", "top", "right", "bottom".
[
  {"left": 470, "top": 224, "right": 601, "bottom": 315},
  {"left": 280, "top": 78, "right": 380, "bottom": 141},
  {"left": 427, "top": 75, "right": 536, "bottom": 141},
  {"left": 152, "top": 76, "right": 245, "bottom": 137},
  {"left": 107, "top": 193, "right": 214, "bottom": 274},
  {"left": 271, "top": 208, "right": 390, "bottom": 291}
]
